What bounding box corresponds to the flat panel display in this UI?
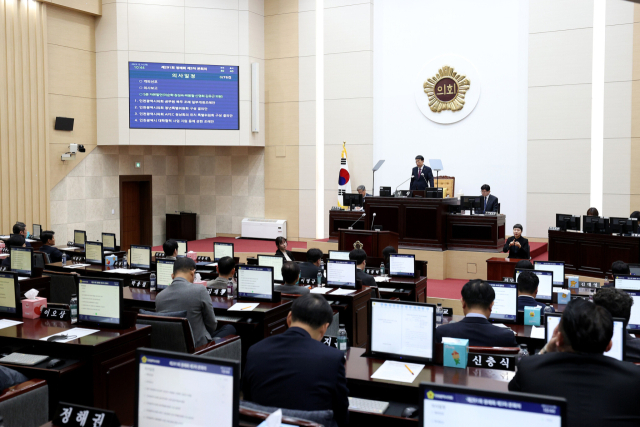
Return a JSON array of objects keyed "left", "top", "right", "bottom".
[{"left": 487, "top": 281, "right": 517, "bottom": 322}]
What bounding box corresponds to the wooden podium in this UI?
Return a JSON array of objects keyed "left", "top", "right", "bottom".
[{"left": 338, "top": 229, "right": 399, "bottom": 257}]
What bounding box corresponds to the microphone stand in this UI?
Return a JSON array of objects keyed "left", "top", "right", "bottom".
[
  {"left": 348, "top": 213, "right": 366, "bottom": 230},
  {"left": 371, "top": 213, "right": 377, "bottom": 231}
]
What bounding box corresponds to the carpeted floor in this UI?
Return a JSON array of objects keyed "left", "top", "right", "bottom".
[
  {"left": 427, "top": 279, "right": 467, "bottom": 299},
  {"left": 152, "top": 237, "right": 308, "bottom": 253}
]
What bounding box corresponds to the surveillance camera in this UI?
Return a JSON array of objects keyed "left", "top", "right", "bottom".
[
  {"left": 69, "top": 144, "right": 78, "bottom": 153},
  {"left": 78, "top": 144, "right": 86, "bottom": 153}
]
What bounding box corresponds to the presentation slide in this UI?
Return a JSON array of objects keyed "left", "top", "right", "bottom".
[
  {"left": 157, "top": 260, "right": 174, "bottom": 290},
  {"left": 534, "top": 262, "right": 564, "bottom": 285},
  {"left": 371, "top": 301, "right": 433, "bottom": 359},
  {"left": 138, "top": 354, "right": 234, "bottom": 427},
  {"left": 389, "top": 254, "right": 414, "bottom": 276},
  {"left": 79, "top": 279, "right": 120, "bottom": 324},
  {"left": 238, "top": 267, "right": 272, "bottom": 299},
  {"left": 103, "top": 234, "right": 115, "bottom": 250},
  {"left": 214, "top": 243, "right": 234, "bottom": 260},
  {"left": 258, "top": 256, "right": 283, "bottom": 282},
  {"left": 329, "top": 251, "right": 351, "bottom": 260},
  {"left": 533, "top": 271, "right": 553, "bottom": 300},
  {"left": 129, "top": 62, "right": 239, "bottom": 130},
  {"left": 488, "top": 283, "right": 517, "bottom": 321},
  {"left": 74, "top": 231, "right": 85, "bottom": 245},
  {"left": 327, "top": 261, "right": 356, "bottom": 287},
  {"left": 10, "top": 248, "right": 31, "bottom": 274},
  {"left": 627, "top": 291, "right": 640, "bottom": 329},
  {"left": 605, "top": 320, "right": 624, "bottom": 361},
  {"left": 85, "top": 242, "right": 102, "bottom": 264},
  {"left": 177, "top": 241, "right": 187, "bottom": 256},
  {"left": 0, "top": 276, "right": 16, "bottom": 312},
  {"left": 131, "top": 247, "right": 150, "bottom": 269},
  {"left": 616, "top": 276, "right": 640, "bottom": 291},
  {"left": 422, "top": 390, "right": 562, "bottom": 426}
]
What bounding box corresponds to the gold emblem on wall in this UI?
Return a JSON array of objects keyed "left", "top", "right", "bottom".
[
  {"left": 423, "top": 66, "right": 470, "bottom": 113},
  {"left": 353, "top": 241, "right": 363, "bottom": 250}
]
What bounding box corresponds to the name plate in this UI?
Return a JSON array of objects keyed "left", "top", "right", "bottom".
[
  {"left": 631, "top": 233, "right": 640, "bottom": 238},
  {"left": 442, "top": 307, "right": 453, "bottom": 316},
  {"left": 548, "top": 227, "right": 561, "bottom": 231},
  {"left": 41, "top": 307, "right": 70, "bottom": 321},
  {"left": 468, "top": 353, "right": 515, "bottom": 372},
  {"left": 130, "top": 280, "right": 149, "bottom": 289},
  {"left": 322, "top": 336, "right": 339, "bottom": 348},
  {"left": 54, "top": 402, "right": 120, "bottom": 427},
  {"left": 207, "top": 288, "right": 227, "bottom": 296},
  {"left": 485, "top": 211, "right": 497, "bottom": 216}
]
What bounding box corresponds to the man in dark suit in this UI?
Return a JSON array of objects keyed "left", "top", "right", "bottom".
[
  {"left": 243, "top": 294, "right": 349, "bottom": 427},
  {"left": 349, "top": 249, "right": 376, "bottom": 288},
  {"left": 517, "top": 270, "right": 554, "bottom": 313},
  {"left": 479, "top": 184, "right": 498, "bottom": 213},
  {"left": 410, "top": 155, "right": 434, "bottom": 191},
  {"left": 39, "top": 230, "right": 63, "bottom": 263},
  {"left": 435, "top": 279, "right": 518, "bottom": 347},
  {"left": 356, "top": 185, "right": 371, "bottom": 200},
  {"left": 594, "top": 288, "right": 640, "bottom": 362},
  {"left": 13, "top": 222, "right": 31, "bottom": 247},
  {"left": 275, "top": 262, "right": 310, "bottom": 295},
  {"left": 299, "top": 248, "right": 322, "bottom": 280},
  {"left": 509, "top": 299, "right": 640, "bottom": 427},
  {"left": 162, "top": 239, "right": 178, "bottom": 259}
]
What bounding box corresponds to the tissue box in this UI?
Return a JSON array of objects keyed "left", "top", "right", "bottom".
[
  {"left": 105, "top": 255, "right": 117, "bottom": 266},
  {"left": 556, "top": 289, "right": 571, "bottom": 305},
  {"left": 568, "top": 275, "right": 580, "bottom": 289},
  {"left": 186, "top": 251, "right": 198, "bottom": 261},
  {"left": 22, "top": 297, "right": 47, "bottom": 319},
  {"left": 524, "top": 306, "right": 541, "bottom": 326},
  {"left": 442, "top": 338, "right": 469, "bottom": 369}
]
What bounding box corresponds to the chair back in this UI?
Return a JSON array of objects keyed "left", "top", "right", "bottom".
[
  {"left": 137, "top": 313, "right": 196, "bottom": 353},
  {"left": 240, "top": 402, "right": 332, "bottom": 427},
  {"left": 33, "top": 252, "right": 45, "bottom": 269},
  {"left": 42, "top": 270, "right": 78, "bottom": 304},
  {"left": 41, "top": 252, "right": 51, "bottom": 264}
]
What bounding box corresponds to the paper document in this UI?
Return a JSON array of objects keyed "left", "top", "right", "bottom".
[
  {"left": 530, "top": 326, "right": 546, "bottom": 339},
  {"left": 206, "top": 263, "right": 218, "bottom": 267},
  {"left": 374, "top": 276, "right": 391, "bottom": 283},
  {"left": 63, "top": 264, "right": 90, "bottom": 269},
  {"left": 40, "top": 328, "right": 99, "bottom": 343},
  {"left": 0, "top": 319, "right": 23, "bottom": 330},
  {"left": 17, "top": 277, "right": 30, "bottom": 281},
  {"left": 310, "top": 287, "right": 332, "bottom": 294},
  {"left": 57, "top": 247, "right": 79, "bottom": 251},
  {"left": 330, "top": 288, "right": 356, "bottom": 296},
  {"left": 377, "top": 287, "right": 396, "bottom": 293},
  {"left": 228, "top": 303, "right": 259, "bottom": 311},
  {"left": 492, "top": 323, "right": 509, "bottom": 328},
  {"left": 370, "top": 360, "right": 425, "bottom": 384},
  {"left": 104, "top": 268, "right": 147, "bottom": 274}
]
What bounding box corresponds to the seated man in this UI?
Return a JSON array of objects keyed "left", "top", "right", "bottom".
[
  {"left": 155, "top": 257, "right": 235, "bottom": 347},
  {"left": 479, "top": 184, "right": 499, "bottom": 213},
  {"left": 275, "top": 262, "right": 310, "bottom": 295},
  {"left": 243, "top": 294, "right": 349, "bottom": 427},
  {"left": 13, "top": 222, "right": 31, "bottom": 247},
  {"left": 356, "top": 185, "right": 371, "bottom": 199},
  {"left": 435, "top": 280, "right": 518, "bottom": 347},
  {"left": 0, "top": 366, "right": 28, "bottom": 391},
  {"left": 299, "top": 248, "right": 322, "bottom": 280},
  {"left": 517, "top": 270, "right": 554, "bottom": 313},
  {"left": 1, "top": 235, "right": 26, "bottom": 269},
  {"left": 594, "top": 288, "right": 640, "bottom": 362},
  {"left": 509, "top": 299, "right": 640, "bottom": 427},
  {"left": 605, "top": 260, "right": 630, "bottom": 288},
  {"left": 162, "top": 239, "right": 178, "bottom": 259},
  {"left": 206, "top": 256, "right": 236, "bottom": 293},
  {"left": 512, "top": 259, "right": 533, "bottom": 280},
  {"left": 39, "top": 230, "right": 63, "bottom": 263},
  {"left": 382, "top": 245, "right": 397, "bottom": 271},
  {"left": 349, "top": 249, "right": 376, "bottom": 288}
]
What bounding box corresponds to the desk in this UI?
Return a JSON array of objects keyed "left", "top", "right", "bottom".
[
  {"left": 486, "top": 257, "right": 521, "bottom": 281},
  {"left": 329, "top": 210, "right": 364, "bottom": 239},
  {"left": 446, "top": 214, "right": 506, "bottom": 251},
  {"left": 19, "top": 276, "right": 51, "bottom": 301},
  {"left": 45, "top": 262, "right": 151, "bottom": 286},
  {"left": 442, "top": 315, "right": 553, "bottom": 349},
  {"left": 548, "top": 230, "right": 640, "bottom": 278},
  {"left": 372, "top": 276, "right": 427, "bottom": 302},
  {"left": 0, "top": 317, "right": 150, "bottom": 424}
]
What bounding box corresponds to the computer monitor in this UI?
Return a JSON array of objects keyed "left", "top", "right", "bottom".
[
  {"left": 135, "top": 348, "right": 240, "bottom": 427},
  {"left": 102, "top": 233, "right": 116, "bottom": 251},
  {"left": 389, "top": 253, "right": 415, "bottom": 277},
  {"left": 214, "top": 242, "right": 234, "bottom": 261},
  {"left": 555, "top": 214, "right": 580, "bottom": 231},
  {"left": 10, "top": 246, "right": 32, "bottom": 277},
  {"left": 419, "top": 383, "right": 566, "bottom": 427},
  {"left": 425, "top": 188, "right": 443, "bottom": 199},
  {"left": 534, "top": 261, "right": 565, "bottom": 286},
  {"left": 156, "top": 259, "right": 174, "bottom": 291},
  {"left": 78, "top": 277, "right": 123, "bottom": 327},
  {"left": 257, "top": 255, "right": 284, "bottom": 283},
  {"left": 583, "top": 216, "right": 609, "bottom": 234},
  {"left": 486, "top": 281, "right": 517, "bottom": 323},
  {"left": 326, "top": 259, "right": 357, "bottom": 288},
  {"left": 460, "top": 196, "right": 481, "bottom": 212},
  {"left": 624, "top": 290, "right": 640, "bottom": 331},
  {"left": 74, "top": 230, "right": 86, "bottom": 248},
  {"left": 237, "top": 265, "right": 274, "bottom": 301},
  {"left": 545, "top": 313, "right": 562, "bottom": 342},
  {"left": 85, "top": 241, "right": 104, "bottom": 265},
  {"left": 610, "top": 217, "right": 638, "bottom": 234},
  {"left": 517, "top": 269, "right": 553, "bottom": 301},
  {"left": 175, "top": 240, "right": 188, "bottom": 257},
  {"left": 0, "top": 271, "right": 21, "bottom": 317},
  {"left": 343, "top": 193, "right": 363, "bottom": 208},
  {"left": 328, "top": 250, "right": 351, "bottom": 260},
  {"left": 630, "top": 264, "right": 640, "bottom": 276},
  {"left": 130, "top": 245, "right": 151, "bottom": 270},
  {"left": 368, "top": 299, "right": 435, "bottom": 363},
  {"left": 32, "top": 224, "right": 41, "bottom": 239},
  {"left": 614, "top": 275, "right": 640, "bottom": 291}
]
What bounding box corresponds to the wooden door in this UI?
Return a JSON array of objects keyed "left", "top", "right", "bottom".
[{"left": 119, "top": 176, "right": 152, "bottom": 252}]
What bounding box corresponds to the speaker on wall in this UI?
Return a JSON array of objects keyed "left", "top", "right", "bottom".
[{"left": 55, "top": 117, "right": 74, "bottom": 131}]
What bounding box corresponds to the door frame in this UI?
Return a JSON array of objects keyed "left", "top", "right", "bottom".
[{"left": 119, "top": 175, "right": 153, "bottom": 250}]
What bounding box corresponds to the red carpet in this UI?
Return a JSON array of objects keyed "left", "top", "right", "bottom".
[
  {"left": 529, "top": 242, "right": 548, "bottom": 259},
  {"left": 152, "top": 237, "right": 308, "bottom": 253},
  {"left": 428, "top": 279, "right": 466, "bottom": 299}
]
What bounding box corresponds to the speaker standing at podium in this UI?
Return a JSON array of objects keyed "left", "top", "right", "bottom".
[
  {"left": 410, "top": 155, "right": 434, "bottom": 191},
  {"left": 480, "top": 184, "right": 499, "bottom": 213}
]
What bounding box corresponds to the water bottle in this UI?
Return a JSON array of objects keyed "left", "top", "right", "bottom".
[
  {"left": 61, "top": 252, "right": 67, "bottom": 266},
  {"left": 123, "top": 254, "right": 128, "bottom": 269},
  {"left": 544, "top": 304, "right": 553, "bottom": 314},
  {"left": 517, "top": 344, "right": 529, "bottom": 363},
  {"left": 227, "top": 278, "right": 234, "bottom": 299},
  {"left": 337, "top": 324, "right": 348, "bottom": 352},
  {"left": 436, "top": 303, "right": 443, "bottom": 325},
  {"left": 320, "top": 260, "right": 326, "bottom": 287},
  {"left": 149, "top": 273, "right": 156, "bottom": 292},
  {"left": 70, "top": 294, "right": 78, "bottom": 324},
  {"left": 380, "top": 262, "right": 385, "bottom": 276},
  {"left": 317, "top": 268, "right": 323, "bottom": 286}
]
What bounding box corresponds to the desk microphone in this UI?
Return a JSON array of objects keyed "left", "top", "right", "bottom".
[
  {"left": 348, "top": 213, "right": 366, "bottom": 229},
  {"left": 371, "top": 213, "right": 377, "bottom": 230},
  {"left": 396, "top": 176, "right": 413, "bottom": 192}
]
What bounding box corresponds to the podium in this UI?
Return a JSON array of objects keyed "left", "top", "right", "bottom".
[{"left": 338, "top": 229, "right": 399, "bottom": 257}]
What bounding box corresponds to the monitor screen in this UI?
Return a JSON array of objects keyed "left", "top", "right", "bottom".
[
  {"left": 329, "top": 250, "right": 351, "bottom": 260},
  {"left": 85, "top": 241, "right": 103, "bottom": 265},
  {"left": 78, "top": 277, "right": 122, "bottom": 326},
  {"left": 128, "top": 62, "right": 239, "bottom": 130},
  {"left": 156, "top": 260, "right": 174, "bottom": 291},
  {"left": 136, "top": 349, "right": 239, "bottom": 427},
  {"left": 214, "top": 242, "right": 234, "bottom": 261},
  {"left": 529, "top": 270, "right": 554, "bottom": 301},
  {"left": 533, "top": 261, "right": 565, "bottom": 286},
  {"left": 102, "top": 233, "right": 116, "bottom": 251},
  {"left": 130, "top": 245, "right": 151, "bottom": 270},
  {"left": 370, "top": 300, "right": 434, "bottom": 363},
  {"left": 419, "top": 384, "right": 565, "bottom": 427},
  {"left": 615, "top": 275, "right": 640, "bottom": 291},
  {"left": 257, "top": 255, "right": 284, "bottom": 282},
  {"left": 327, "top": 260, "right": 357, "bottom": 288},
  {"left": 237, "top": 265, "right": 273, "bottom": 301},
  {"left": 487, "top": 281, "right": 517, "bottom": 322},
  {"left": 0, "top": 272, "right": 18, "bottom": 314},
  {"left": 74, "top": 230, "right": 86, "bottom": 247},
  {"left": 629, "top": 264, "right": 640, "bottom": 276},
  {"left": 389, "top": 254, "right": 415, "bottom": 277},
  {"left": 176, "top": 240, "right": 188, "bottom": 257},
  {"left": 545, "top": 313, "right": 562, "bottom": 342},
  {"left": 33, "top": 224, "right": 41, "bottom": 239},
  {"left": 605, "top": 319, "right": 625, "bottom": 361},
  {"left": 625, "top": 290, "right": 640, "bottom": 330},
  {"left": 10, "top": 247, "right": 32, "bottom": 276}
]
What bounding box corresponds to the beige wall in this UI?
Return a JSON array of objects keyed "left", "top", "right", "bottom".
[{"left": 632, "top": 5, "right": 640, "bottom": 213}]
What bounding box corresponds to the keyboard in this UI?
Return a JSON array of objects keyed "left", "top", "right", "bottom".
[
  {"left": 0, "top": 353, "right": 49, "bottom": 366},
  {"left": 348, "top": 397, "right": 390, "bottom": 414},
  {"left": 216, "top": 315, "right": 244, "bottom": 323}
]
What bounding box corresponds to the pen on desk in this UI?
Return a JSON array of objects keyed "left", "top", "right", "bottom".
[
  {"left": 241, "top": 306, "right": 252, "bottom": 310},
  {"left": 405, "top": 364, "right": 414, "bottom": 375}
]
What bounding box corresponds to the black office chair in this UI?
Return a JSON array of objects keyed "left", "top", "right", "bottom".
[
  {"left": 33, "top": 252, "right": 45, "bottom": 270},
  {"left": 42, "top": 270, "right": 78, "bottom": 304}
]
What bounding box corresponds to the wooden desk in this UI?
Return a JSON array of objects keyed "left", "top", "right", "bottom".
[
  {"left": 548, "top": 230, "right": 640, "bottom": 278},
  {"left": 45, "top": 262, "right": 151, "bottom": 286},
  {"left": 446, "top": 214, "right": 506, "bottom": 251},
  {"left": 19, "top": 276, "right": 51, "bottom": 301},
  {"left": 329, "top": 210, "right": 364, "bottom": 239},
  {"left": 486, "top": 257, "right": 520, "bottom": 281},
  {"left": 370, "top": 276, "right": 427, "bottom": 303},
  {"left": 0, "top": 317, "right": 150, "bottom": 424},
  {"left": 338, "top": 229, "right": 399, "bottom": 258}
]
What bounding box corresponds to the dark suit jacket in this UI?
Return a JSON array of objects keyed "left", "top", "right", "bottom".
[
  {"left": 517, "top": 295, "right": 554, "bottom": 313},
  {"left": 509, "top": 352, "right": 640, "bottom": 427},
  {"left": 410, "top": 166, "right": 434, "bottom": 190},
  {"left": 243, "top": 327, "right": 349, "bottom": 427},
  {"left": 503, "top": 236, "right": 530, "bottom": 259},
  {"left": 480, "top": 194, "right": 499, "bottom": 213},
  {"left": 274, "top": 284, "right": 310, "bottom": 295},
  {"left": 626, "top": 334, "right": 640, "bottom": 363},
  {"left": 435, "top": 316, "right": 518, "bottom": 347},
  {"left": 1, "top": 256, "right": 10, "bottom": 269},
  {"left": 39, "top": 244, "right": 63, "bottom": 263},
  {"left": 274, "top": 249, "right": 295, "bottom": 261},
  {"left": 299, "top": 261, "right": 321, "bottom": 280},
  {"left": 356, "top": 268, "right": 376, "bottom": 288}
]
